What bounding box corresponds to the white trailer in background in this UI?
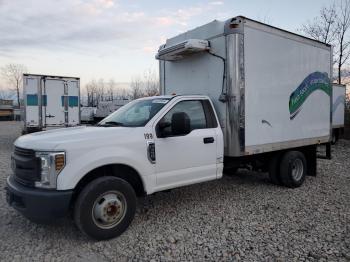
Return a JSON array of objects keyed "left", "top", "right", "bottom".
[
  {"left": 23, "top": 74, "right": 80, "bottom": 133},
  {"left": 331, "top": 84, "right": 346, "bottom": 144},
  {"left": 94, "top": 99, "right": 130, "bottom": 122},
  {"left": 80, "top": 107, "right": 97, "bottom": 123}
]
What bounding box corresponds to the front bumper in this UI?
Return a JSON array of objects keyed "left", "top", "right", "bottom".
[{"left": 6, "top": 176, "right": 73, "bottom": 223}]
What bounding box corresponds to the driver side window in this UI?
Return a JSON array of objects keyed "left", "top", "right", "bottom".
[{"left": 160, "top": 100, "right": 207, "bottom": 136}]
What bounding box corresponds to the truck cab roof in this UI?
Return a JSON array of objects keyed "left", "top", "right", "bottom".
[{"left": 138, "top": 95, "right": 211, "bottom": 101}]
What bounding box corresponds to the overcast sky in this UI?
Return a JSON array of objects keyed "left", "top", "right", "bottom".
[{"left": 0, "top": 0, "right": 331, "bottom": 87}]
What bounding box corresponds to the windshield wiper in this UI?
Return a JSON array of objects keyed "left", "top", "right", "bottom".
[{"left": 98, "top": 121, "right": 124, "bottom": 127}]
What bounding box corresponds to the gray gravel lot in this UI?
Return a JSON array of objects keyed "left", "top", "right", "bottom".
[{"left": 0, "top": 121, "right": 349, "bottom": 261}]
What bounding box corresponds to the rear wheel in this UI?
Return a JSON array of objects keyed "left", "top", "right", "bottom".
[
  {"left": 331, "top": 131, "right": 338, "bottom": 145},
  {"left": 74, "top": 176, "right": 136, "bottom": 240},
  {"left": 279, "top": 151, "right": 307, "bottom": 188}
]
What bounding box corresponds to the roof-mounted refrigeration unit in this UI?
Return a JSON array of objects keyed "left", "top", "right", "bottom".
[{"left": 156, "top": 39, "right": 210, "bottom": 61}]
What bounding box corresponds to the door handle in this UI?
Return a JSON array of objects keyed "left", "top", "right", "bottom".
[{"left": 203, "top": 137, "right": 214, "bottom": 144}]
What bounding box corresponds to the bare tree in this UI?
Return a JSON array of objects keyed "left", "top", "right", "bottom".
[
  {"left": 300, "top": 1, "right": 350, "bottom": 84},
  {"left": 115, "top": 87, "right": 129, "bottom": 99},
  {"left": 336, "top": 0, "right": 350, "bottom": 84},
  {"left": 130, "top": 76, "right": 144, "bottom": 99},
  {"left": 85, "top": 79, "right": 98, "bottom": 106},
  {"left": 85, "top": 82, "right": 92, "bottom": 106},
  {"left": 300, "top": 4, "right": 337, "bottom": 45},
  {"left": 1, "top": 63, "right": 27, "bottom": 107},
  {"left": 107, "top": 79, "right": 116, "bottom": 101},
  {"left": 97, "top": 78, "right": 105, "bottom": 104},
  {"left": 84, "top": 68, "right": 159, "bottom": 104},
  {"left": 143, "top": 68, "right": 159, "bottom": 96},
  {"left": 85, "top": 83, "right": 92, "bottom": 106}
]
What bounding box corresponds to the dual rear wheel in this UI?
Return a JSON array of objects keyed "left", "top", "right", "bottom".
[{"left": 269, "top": 151, "right": 307, "bottom": 188}]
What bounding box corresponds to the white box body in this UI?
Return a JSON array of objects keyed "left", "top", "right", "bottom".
[
  {"left": 23, "top": 74, "right": 80, "bottom": 130},
  {"left": 158, "top": 16, "right": 332, "bottom": 157}
]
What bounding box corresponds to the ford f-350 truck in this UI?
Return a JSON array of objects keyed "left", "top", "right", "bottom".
[{"left": 6, "top": 16, "right": 332, "bottom": 240}]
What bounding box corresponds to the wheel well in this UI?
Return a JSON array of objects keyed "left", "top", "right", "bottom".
[{"left": 73, "top": 164, "right": 146, "bottom": 201}]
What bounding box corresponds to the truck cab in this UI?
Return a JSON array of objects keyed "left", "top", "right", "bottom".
[{"left": 6, "top": 95, "right": 223, "bottom": 240}]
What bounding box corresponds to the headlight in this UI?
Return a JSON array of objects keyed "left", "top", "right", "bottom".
[{"left": 35, "top": 151, "right": 65, "bottom": 189}]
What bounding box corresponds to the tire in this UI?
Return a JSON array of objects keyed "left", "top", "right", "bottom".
[
  {"left": 279, "top": 151, "right": 307, "bottom": 188},
  {"left": 74, "top": 176, "right": 137, "bottom": 240},
  {"left": 268, "top": 154, "right": 282, "bottom": 185},
  {"left": 331, "top": 132, "right": 338, "bottom": 145}
]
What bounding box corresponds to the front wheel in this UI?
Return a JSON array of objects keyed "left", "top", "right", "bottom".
[{"left": 74, "top": 177, "right": 136, "bottom": 240}]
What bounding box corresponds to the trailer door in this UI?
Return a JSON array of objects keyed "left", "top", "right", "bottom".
[
  {"left": 67, "top": 80, "right": 80, "bottom": 126},
  {"left": 24, "top": 76, "right": 40, "bottom": 127},
  {"left": 44, "top": 79, "right": 65, "bottom": 126}
]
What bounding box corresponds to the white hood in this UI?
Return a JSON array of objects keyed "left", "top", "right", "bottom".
[{"left": 14, "top": 126, "right": 139, "bottom": 151}]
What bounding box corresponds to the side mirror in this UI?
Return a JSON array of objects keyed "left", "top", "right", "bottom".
[
  {"left": 171, "top": 112, "right": 191, "bottom": 136},
  {"left": 156, "top": 121, "right": 171, "bottom": 138}
]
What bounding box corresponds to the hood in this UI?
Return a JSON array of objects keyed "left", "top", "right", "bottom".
[{"left": 14, "top": 126, "right": 139, "bottom": 151}]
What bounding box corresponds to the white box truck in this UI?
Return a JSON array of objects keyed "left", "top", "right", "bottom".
[
  {"left": 23, "top": 74, "right": 80, "bottom": 133},
  {"left": 331, "top": 84, "right": 346, "bottom": 144},
  {"left": 6, "top": 17, "right": 332, "bottom": 240}
]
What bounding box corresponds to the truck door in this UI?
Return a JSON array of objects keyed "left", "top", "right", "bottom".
[
  {"left": 153, "top": 99, "right": 219, "bottom": 190},
  {"left": 44, "top": 79, "right": 65, "bottom": 126}
]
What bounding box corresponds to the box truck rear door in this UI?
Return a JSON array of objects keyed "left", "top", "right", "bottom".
[
  {"left": 67, "top": 80, "right": 80, "bottom": 126},
  {"left": 24, "top": 77, "right": 40, "bottom": 127},
  {"left": 44, "top": 79, "right": 65, "bottom": 126}
]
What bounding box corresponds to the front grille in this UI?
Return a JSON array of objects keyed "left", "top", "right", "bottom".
[
  {"left": 12, "top": 147, "right": 40, "bottom": 187},
  {"left": 14, "top": 146, "right": 35, "bottom": 157}
]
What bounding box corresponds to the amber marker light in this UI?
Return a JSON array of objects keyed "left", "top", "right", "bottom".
[{"left": 55, "top": 153, "right": 65, "bottom": 172}]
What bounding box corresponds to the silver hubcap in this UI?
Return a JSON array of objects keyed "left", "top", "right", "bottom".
[
  {"left": 291, "top": 158, "right": 304, "bottom": 181},
  {"left": 92, "top": 191, "right": 127, "bottom": 229}
]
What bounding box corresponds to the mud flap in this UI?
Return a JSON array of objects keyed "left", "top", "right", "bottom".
[{"left": 305, "top": 145, "right": 317, "bottom": 176}]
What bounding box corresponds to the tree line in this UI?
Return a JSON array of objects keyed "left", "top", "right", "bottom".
[
  {"left": 84, "top": 68, "right": 159, "bottom": 107},
  {"left": 300, "top": 0, "right": 350, "bottom": 84}
]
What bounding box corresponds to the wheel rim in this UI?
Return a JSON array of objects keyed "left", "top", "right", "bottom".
[
  {"left": 92, "top": 191, "right": 127, "bottom": 229},
  {"left": 291, "top": 158, "right": 304, "bottom": 181}
]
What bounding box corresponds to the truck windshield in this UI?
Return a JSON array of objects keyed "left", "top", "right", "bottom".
[{"left": 98, "top": 98, "right": 170, "bottom": 127}]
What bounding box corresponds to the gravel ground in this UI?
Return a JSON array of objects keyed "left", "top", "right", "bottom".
[{"left": 0, "top": 121, "right": 349, "bottom": 261}]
